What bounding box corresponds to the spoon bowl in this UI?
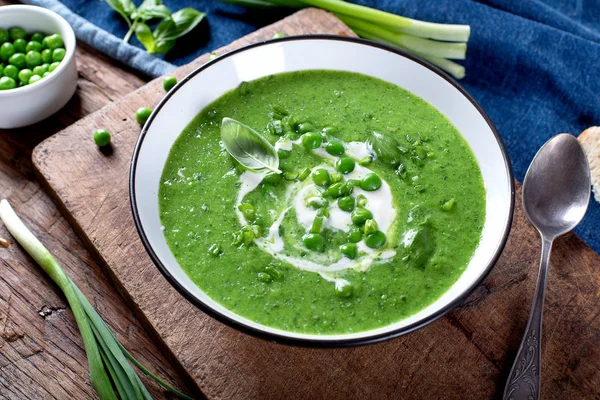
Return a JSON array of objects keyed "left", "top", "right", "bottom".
[{"left": 523, "top": 134, "right": 591, "bottom": 238}]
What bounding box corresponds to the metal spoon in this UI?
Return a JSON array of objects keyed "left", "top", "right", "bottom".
[{"left": 503, "top": 134, "right": 591, "bottom": 400}]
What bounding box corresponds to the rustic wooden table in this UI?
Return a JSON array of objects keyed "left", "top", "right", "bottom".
[
  {"left": 2, "top": 2, "right": 600, "bottom": 399},
  {"left": 0, "top": 1, "right": 192, "bottom": 398}
]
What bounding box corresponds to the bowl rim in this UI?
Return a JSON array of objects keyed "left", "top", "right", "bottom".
[
  {"left": 130, "top": 34, "right": 515, "bottom": 348},
  {"left": 0, "top": 4, "right": 76, "bottom": 96}
]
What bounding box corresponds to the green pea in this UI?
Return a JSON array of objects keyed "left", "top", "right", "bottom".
[
  {"left": 18, "top": 69, "right": 32, "bottom": 85},
  {"left": 237, "top": 203, "right": 256, "bottom": 221},
  {"left": 441, "top": 198, "right": 456, "bottom": 211},
  {"left": 347, "top": 225, "right": 363, "bottom": 243},
  {"left": 9, "top": 53, "right": 26, "bottom": 69},
  {"left": 356, "top": 194, "right": 367, "bottom": 207},
  {"left": 303, "top": 233, "right": 324, "bottom": 252},
  {"left": 3, "top": 65, "right": 18, "bottom": 80},
  {"left": 41, "top": 49, "right": 52, "bottom": 63},
  {"left": 0, "top": 64, "right": 3, "bottom": 76},
  {"left": 326, "top": 182, "right": 342, "bottom": 198},
  {"left": 342, "top": 182, "right": 354, "bottom": 196},
  {"left": 298, "top": 167, "right": 311, "bottom": 181},
  {"left": 43, "top": 71, "right": 50, "bottom": 78},
  {"left": 351, "top": 207, "right": 372, "bottom": 225},
  {"left": 93, "top": 129, "right": 111, "bottom": 147},
  {"left": 272, "top": 32, "right": 285, "bottom": 39},
  {"left": 335, "top": 280, "right": 353, "bottom": 298},
  {"left": 337, "top": 196, "right": 355, "bottom": 212},
  {"left": 25, "top": 51, "right": 42, "bottom": 68},
  {"left": 325, "top": 141, "right": 345, "bottom": 156},
  {"left": 48, "top": 61, "right": 61, "bottom": 72},
  {"left": 339, "top": 243, "right": 357, "bottom": 259},
  {"left": 52, "top": 48, "right": 66, "bottom": 62},
  {"left": 26, "top": 40, "right": 43, "bottom": 53},
  {"left": 30, "top": 32, "right": 45, "bottom": 43},
  {"left": 363, "top": 219, "right": 378, "bottom": 235},
  {"left": 209, "top": 53, "right": 218, "bottom": 61},
  {"left": 163, "top": 75, "right": 177, "bottom": 92},
  {"left": 335, "top": 157, "right": 355, "bottom": 174},
  {"left": 301, "top": 132, "right": 322, "bottom": 150},
  {"left": 28, "top": 74, "right": 42, "bottom": 85},
  {"left": 365, "top": 231, "right": 386, "bottom": 249},
  {"left": 135, "top": 107, "right": 152, "bottom": 125},
  {"left": 328, "top": 182, "right": 352, "bottom": 198},
  {"left": 43, "top": 34, "right": 64, "bottom": 50},
  {"left": 360, "top": 173, "right": 382, "bottom": 191},
  {"left": 297, "top": 122, "right": 314, "bottom": 134},
  {"left": 32, "top": 65, "right": 47, "bottom": 76},
  {"left": 330, "top": 173, "right": 342, "bottom": 183},
  {"left": 208, "top": 244, "right": 222, "bottom": 257},
  {"left": 13, "top": 39, "right": 27, "bottom": 53},
  {"left": 312, "top": 168, "right": 330, "bottom": 187},
  {"left": 283, "top": 171, "right": 298, "bottom": 181},
  {"left": 0, "top": 29, "right": 8, "bottom": 45},
  {"left": 0, "top": 43, "right": 15, "bottom": 61},
  {"left": 0, "top": 76, "right": 16, "bottom": 90},
  {"left": 9, "top": 27, "right": 27, "bottom": 41}
]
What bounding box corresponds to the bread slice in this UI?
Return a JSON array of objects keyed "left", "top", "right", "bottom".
[{"left": 578, "top": 126, "right": 600, "bottom": 203}]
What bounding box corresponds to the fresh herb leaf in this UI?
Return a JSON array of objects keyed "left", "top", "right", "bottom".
[
  {"left": 151, "top": 18, "right": 177, "bottom": 54},
  {"left": 135, "top": 22, "right": 157, "bottom": 53},
  {"left": 133, "top": 4, "right": 171, "bottom": 21},
  {"left": 104, "top": 0, "right": 136, "bottom": 25},
  {"left": 221, "top": 117, "right": 281, "bottom": 174},
  {"left": 367, "top": 130, "right": 404, "bottom": 168},
  {"left": 168, "top": 8, "right": 206, "bottom": 39}
]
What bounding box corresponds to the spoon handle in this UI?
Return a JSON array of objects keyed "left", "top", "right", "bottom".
[{"left": 503, "top": 236, "right": 553, "bottom": 400}]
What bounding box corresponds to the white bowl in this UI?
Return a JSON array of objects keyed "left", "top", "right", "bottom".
[
  {"left": 131, "top": 36, "right": 515, "bottom": 346},
  {"left": 0, "top": 5, "right": 77, "bottom": 129}
]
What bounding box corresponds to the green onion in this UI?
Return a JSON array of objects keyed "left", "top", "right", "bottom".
[
  {"left": 218, "top": 0, "right": 470, "bottom": 78},
  {"left": 0, "top": 200, "right": 192, "bottom": 400}
]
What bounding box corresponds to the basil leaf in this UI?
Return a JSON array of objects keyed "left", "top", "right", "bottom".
[
  {"left": 135, "top": 23, "right": 156, "bottom": 53},
  {"left": 153, "top": 38, "right": 176, "bottom": 54},
  {"left": 366, "top": 131, "right": 404, "bottom": 167},
  {"left": 133, "top": 4, "right": 171, "bottom": 21},
  {"left": 153, "top": 18, "right": 176, "bottom": 42},
  {"left": 221, "top": 117, "right": 281, "bottom": 174},
  {"left": 104, "top": 0, "right": 136, "bottom": 23},
  {"left": 156, "top": 8, "right": 205, "bottom": 41}
]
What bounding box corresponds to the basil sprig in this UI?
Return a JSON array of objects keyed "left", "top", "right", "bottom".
[
  {"left": 104, "top": 0, "right": 205, "bottom": 55},
  {"left": 221, "top": 117, "right": 282, "bottom": 174}
]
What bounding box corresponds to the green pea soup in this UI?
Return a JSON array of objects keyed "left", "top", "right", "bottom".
[{"left": 159, "top": 70, "right": 486, "bottom": 335}]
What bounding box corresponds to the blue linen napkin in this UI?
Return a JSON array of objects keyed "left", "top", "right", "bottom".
[{"left": 18, "top": 0, "right": 600, "bottom": 253}]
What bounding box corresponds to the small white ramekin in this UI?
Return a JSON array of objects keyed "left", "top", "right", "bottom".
[{"left": 0, "top": 5, "right": 77, "bottom": 129}]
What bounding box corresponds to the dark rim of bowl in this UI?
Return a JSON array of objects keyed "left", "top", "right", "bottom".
[{"left": 130, "top": 35, "right": 515, "bottom": 348}]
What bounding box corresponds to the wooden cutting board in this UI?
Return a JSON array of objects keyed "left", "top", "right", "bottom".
[{"left": 32, "top": 9, "right": 600, "bottom": 399}]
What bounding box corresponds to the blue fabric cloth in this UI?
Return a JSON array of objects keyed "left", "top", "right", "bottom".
[{"left": 20, "top": 0, "right": 600, "bottom": 253}]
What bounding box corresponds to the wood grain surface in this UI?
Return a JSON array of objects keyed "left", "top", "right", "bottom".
[
  {"left": 31, "top": 7, "right": 600, "bottom": 400},
  {"left": 0, "top": 1, "right": 192, "bottom": 398}
]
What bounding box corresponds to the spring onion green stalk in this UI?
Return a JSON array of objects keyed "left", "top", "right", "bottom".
[
  {"left": 218, "top": 0, "right": 470, "bottom": 78},
  {"left": 0, "top": 199, "right": 192, "bottom": 400}
]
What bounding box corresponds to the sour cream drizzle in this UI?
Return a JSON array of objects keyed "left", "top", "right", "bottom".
[{"left": 234, "top": 139, "right": 397, "bottom": 277}]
